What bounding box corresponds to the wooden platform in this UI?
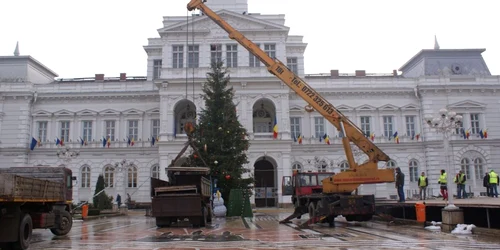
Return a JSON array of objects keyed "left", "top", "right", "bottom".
[{"left": 376, "top": 197, "right": 500, "bottom": 208}]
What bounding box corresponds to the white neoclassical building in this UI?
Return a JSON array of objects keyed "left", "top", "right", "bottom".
[{"left": 1, "top": 0, "right": 499, "bottom": 207}]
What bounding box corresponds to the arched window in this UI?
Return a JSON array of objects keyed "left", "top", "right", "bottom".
[
  {"left": 387, "top": 160, "right": 397, "bottom": 169},
  {"left": 128, "top": 166, "right": 138, "bottom": 188},
  {"left": 151, "top": 165, "right": 160, "bottom": 179},
  {"left": 460, "top": 158, "right": 471, "bottom": 180},
  {"left": 339, "top": 161, "right": 349, "bottom": 172},
  {"left": 176, "top": 104, "right": 196, "bottom": 136},
  {"left": 317, "top": 160, "right": 328, "bottom": 173},
  {"left": 253, "top": 101, "right": 273, "bottom": 133},
  {"left": 81, "top": 165, "right": 91, "bottom": 188},
  {"left": 409, "top": 160, "right": 419, "bottom": 182},
  {"left": 103, "top": 165, "right": 114, "bottom": 188},
  {"left": 292, "top": 162, "right": 302, "bottom": 171},
  {"left": 473, "top": 158, "right": 484, "bottom": 180}
]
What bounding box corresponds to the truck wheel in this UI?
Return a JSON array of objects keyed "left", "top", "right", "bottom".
[
  {"left": 12, "top": 213, "right": 32, "bottom": 250},
  {"left": 50, "top": 211, "right": 73, "bottom": 236},
  {"left": 308, "top": 202, "right": 316, "bottom": 219}
]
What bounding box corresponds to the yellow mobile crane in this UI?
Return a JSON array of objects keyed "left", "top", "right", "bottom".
[{"left": 187, "top": 0, "right": 395, "bottom": 226}]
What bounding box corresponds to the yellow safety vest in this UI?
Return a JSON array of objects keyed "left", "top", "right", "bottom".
[
  {"left": 419, "top": 176, "right": 427, "bottom": 187},
  {"left": 490, "top": 172, "right": 498, "bottom": 184},
  {"left": 454, "top": 173, "right": 466, "bottom": 184},
  {"left": 439, "top": 173, "right": 447, "bottom": 184}
]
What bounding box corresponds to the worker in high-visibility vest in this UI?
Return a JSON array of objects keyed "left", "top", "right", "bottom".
[
  {"left": 417, "top": 172, "right": 428, "bottom": 200},
  {"left": 454, "top": 170, "right": 467, "bottom": 199},
  {"left": 438, "top": 169, "right": 448, "bottom": 200},
  {"left": 489, "top": 170, "right": 499, "bottom": 198}
]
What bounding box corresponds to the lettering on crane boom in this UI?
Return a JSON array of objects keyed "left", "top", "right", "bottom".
[{"left": 275, "top": 65, "right": 336, "bottom": 116}]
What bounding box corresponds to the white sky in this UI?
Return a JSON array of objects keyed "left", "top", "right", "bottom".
[{"left": 1, "top": 0, "right": 498, "bottom": 78}]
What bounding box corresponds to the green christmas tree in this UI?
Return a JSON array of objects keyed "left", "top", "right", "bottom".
[
  {"left": 93, "top": 174, "right": 112, "bottom": 210},
  {"left": 188, "top": 61, "right": 254, "bottom": 203}
]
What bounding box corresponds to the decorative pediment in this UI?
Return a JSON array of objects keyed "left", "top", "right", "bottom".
[
  {"left": 123, "top": 108, "right": 144, "bottom": 116},
  {"left": 401, "top": 104, "right": 420, "bottom": 111},
  {"left": 146, "top": 108, "right": 160, "bottom": 116},
  {"left": 447, "top": 100, "right": 486, "bottom": 110},
  {"left": 54, "top": 109, "right": 74, "bottom": 117},
  {"left": 379, "top": 104, "right": 399, "bottom": 111},
  {"left": 355, "top": 104, "right": 376, "bottom": 112},
  {"left": 33, "top": 110, "right": 52, "bottom": 117},
  {"left": 336, "top": 105, "right": 354, "bottom": 112},
  {"left": 76, "top": 109, "right": 98, "bottom": 116},
  {"left": 159, "top": 10, "right": 288, "bottom": 35},
  {"left": 98, "top": 109, "right": 120, "bottom": 116},
  {"left": 289, "top": 105, "right": 304, "bottom": 112}
]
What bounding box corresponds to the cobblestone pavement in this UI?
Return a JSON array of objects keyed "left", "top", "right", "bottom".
[{"left": 24, "top": 212, "right": 500, "bottom": 250}]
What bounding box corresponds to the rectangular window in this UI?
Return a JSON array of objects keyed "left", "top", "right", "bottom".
[
  {"left": 153, "top": 59, "right": 162, "bottom": 79},
  {"left": 286, "top": 57, "right": 298, "bottom": 74},
  {"left": 360, "top": 116, "right": 371, "bottom": 137},
  {"left": 60, "top": 121, "right": 70, "bottom": 142},
  {"left": 81, "top": 167, "right": 90, "bottom": 188},
  {"left": 82, "top": 121, "right": 92, "bottom": 142},
  {"left": 128, "top": 120, "right": 139, "bottom": 141},
  {"left": 290, "top": 117, "right": 301, "bottom": 139},
  {"left": 188, "top": 45, "right": 199, "bottom": 68},
  {"left": 105, "top": 120, "right": 115, "bottom": 141},
  {"left": 264, "top": 44, "right": 276, "bottom": 58},
  {"left": 383, "top": 116, "right": 393, "bottom": 138},
  {"left": 455, "top": 113, "right": 464, "bottom": 134},
  {"left": 314, "top": 117, "right": 325, "bottom": 139},
  {"left": 210, "top": 44, "right": 222, "bottom": 64},
  {"left": 470, "top": 113, "right": 480, "bottom": 134},
  {"left": 249, "top": 44, "right": 260, "bottom": 67},
  {"left": 172, "top": 45, "right": 183, "bottom": 68},
  {"left": 405, "top": 115, "right": 416, "bottom": 137},
  {"left": 226, "top": 44, "right": 238, "bottom": 67},
  {"left": 152, "top": 119, "right": 160, "bottom": 139},
  {"left": 37, "top": 121, "right": 48, "bottom": 142}
]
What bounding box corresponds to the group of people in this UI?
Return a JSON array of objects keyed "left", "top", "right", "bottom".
[{"left": 394, "top": 167, "right": 499, "bottom": 202}]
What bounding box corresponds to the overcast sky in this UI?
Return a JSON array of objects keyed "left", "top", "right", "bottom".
[{"left": 1, "top": 0, "right": 498, "bottom": 78}]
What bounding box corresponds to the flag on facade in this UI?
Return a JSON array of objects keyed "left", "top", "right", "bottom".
[
  {"left": 127, "top": 137, "right": 131, "bottom": 146},
  {"left": 37, "top": 137, "right": 42, "bottom": 147},
  {"left": 415, "top": 133, "right": 420, "bottom": 141},
  {"left": 55, "top": 137, "right": 61, "bottom": 146},
  {"left": 465, "top": 128, "right": 470, "bottom": 139},
  {"left": 293, "top": 134, "right": 297, "bottom": 143},
  {"left": 461, "top": 128, "right": 466, "bottom": 139},
  {"left": 479, "top": 129, "right": 484, "bottom": 139},
  {"left": 80, "top": 137, "right": 84, "bottom": 146},
  {"left": 30, "top": 137, "right": 38, "bottom": 150},
  {"left": 393, "top": 132, "right": 399, "bottom": 144},
  {"left": 273, "top": 117, "right": 278, "bottom": 139},
  {"left": 131, "top": 138, "right": 135, "bottom": 146},
  {"left": 102, "top": 136, "right": 106, "bottom": 147},
  {"left": 323, "top": 134, "right": 330, "bottom": 145},
  {"left": 156, "top": 136, "right": 160, "bottom": 142},
  {"left": 107, "top": 137, "right": 111, "bottom": 148},
  {"left": 151, "top": 136, "right": 156, "bottom": 146},
  {"left": 60, "top": 138, "right": 64, "bottom": 146},
  {"left": 370, "top": 133, "right": 375, "bottom": 141},
  {"left": 483, "top": 129, "right": 488, "bottom": 139},
  {"left": 298, "top": 134, "right": 302, "bottom": 144}
]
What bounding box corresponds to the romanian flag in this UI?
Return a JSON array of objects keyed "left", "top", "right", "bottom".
[
  {"left": 324, "top": 134, "right": 330, "bottom": 145},
  {"left": 483, "top": 129, "right": 488, "bottom": 139},
  {"left": 131, "top": 138, "right": 135, "bottom": 146},
  {"left": 107, "top": 137, "right": 111, "bottom": 148},
  {"left": 415, "top": 133, "right": 420, "bottom": 141},
  {"left": 298, "top": 134, "right": 302, "bottom": 144},
  {"left": 370, "top": 133, "right": 375, "bottom": 141},
  {"left": 465, "top": 128, "right": 470, "bottom": 139},
  {"left": 37, "top": 138, "right": 42, "bottom": 147},
  {"left": 273, "top": 117, "right": 278, "bottom": 139},
  {"left": 60, "top": 138, "right": 64, "bottom": 146},
  {"left": 393, "top": 132, "right": 399, "bottom": 144}
]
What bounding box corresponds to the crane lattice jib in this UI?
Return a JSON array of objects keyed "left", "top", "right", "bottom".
[{"left": 187, "top": 0, "right": 390, "bottom": 164}]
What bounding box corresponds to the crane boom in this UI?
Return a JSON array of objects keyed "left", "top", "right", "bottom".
[{"left": 187, "top": 0, "right": 394, "bottom": 189}]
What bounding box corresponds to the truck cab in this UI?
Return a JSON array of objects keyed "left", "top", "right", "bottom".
[{"left": 282, "top": 170, "right": 336, "bottom": 197}]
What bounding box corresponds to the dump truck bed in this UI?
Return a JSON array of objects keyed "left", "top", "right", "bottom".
[{"left": 0, "top": 173, "right": 65, "bottom": 202}]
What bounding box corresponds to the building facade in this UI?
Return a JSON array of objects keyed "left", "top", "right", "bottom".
[{"left": 1, "top": 0, "right": 498, "bottom": 207}]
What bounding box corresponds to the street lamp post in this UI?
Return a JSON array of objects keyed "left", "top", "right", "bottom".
[{"left": 424, "top": 108, "right": 462, "bottom": 210}]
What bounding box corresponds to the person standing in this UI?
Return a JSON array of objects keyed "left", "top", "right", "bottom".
[
  {"left": 418, "top": 172, "right": 428, "bottom": 200},
  {"left": 438, "top": 169, "right": 448, "bottom": 200},
  {"left": 489, "top": 170, "right": 499, "bottom": 198},
  {"left": 454, "top": 170, "right": 467, "bottom": 199},
  {"left": 484, "top": 172, "right": 491, "bottom": 197},
  {"left": 395, "top": 167, "right": 405, "bottom": 202}
]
